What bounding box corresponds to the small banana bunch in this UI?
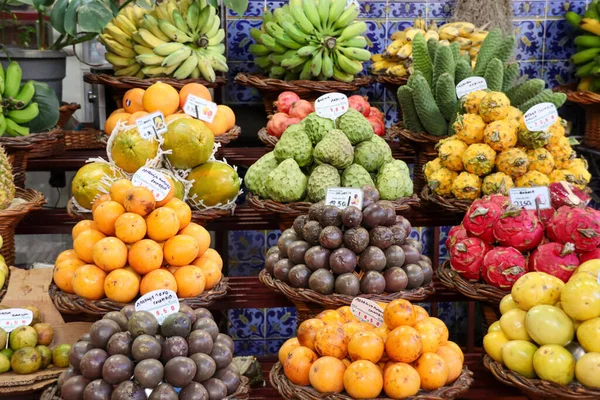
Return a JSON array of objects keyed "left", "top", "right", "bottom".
[
  {"left": 372, "top": 18, "right": 488, "bottom": 77},
  {"left": 99, "top": 0, "right": 227, "bottom": 81},
  {"left": 565, "top": 0, "right": 600, "bottom": 92},
  {"left": 249, "top": 0, "right": 370, "bottom": 82},
  {"left": 0, "top": 61, "right": 39, "bottom": 136}
]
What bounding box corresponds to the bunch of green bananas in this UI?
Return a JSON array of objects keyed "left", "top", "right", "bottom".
[
  {"left": 249, "top": 0, "right": 370, "bottom": 82},
  {"left": 565, "top": 0, "right": 600, "bottom": 92},
  {"left": 0, "top": 62, "right": 39, "bottom": 136},
  {"left": 99, "top": 0, "right": 226, "bottom": 81}
]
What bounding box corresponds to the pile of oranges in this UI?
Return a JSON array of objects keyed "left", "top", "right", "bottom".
[
  {"left": 279, "top": 299, "right": 465, "bottom": 399},
  {"left": 53, "top": 178, "right": 223, "bottom": 303},
  {"left": 104, "top": 82, "right": 236, "bottom": 137}
]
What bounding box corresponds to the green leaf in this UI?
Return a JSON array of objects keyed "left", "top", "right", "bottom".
[
  {"left": 78, "top": 2, "right": 112, "bottom": 33},
  {"left": 224, "top": 0, "right": 248, "bottom": 15},
  {"left": 49, "top": 0, "right": 68, "bottom": 34},
  {"left": 206, "top": 0, "right": 217, "bottom": 7},
  {"left": 33, "top": 0, "right": 53, "bottom": 9},
  {"left": 26, "top": 81, "right": 60, "bottom": 133},
  {"left": 64, "top": 0, "right": 93, "bottom": 37}
]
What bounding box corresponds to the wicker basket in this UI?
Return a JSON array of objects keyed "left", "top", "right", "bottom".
[
  {"left": 84, "top": 73, "right": 226, "bottom": 94},
  {"left": 234, "top": 73, "right": 372, "bottom": 115},
  {"left": 420, "top": 186, "right": 473, "bottom": 213},
  {"left": 270, "top": 362, "right": 473, "bottom": 400},
  {"left": 58, "top": 103, "right": 81, "bottom": 127},
  {"left": 49, "top": 277, "right": 229, "bottom": 316},
  {"left": 374, "top": 74, "right": 408, "bottom": 102},
  {"left": 62, "top": 124, "right": 105, "bottom": 150},
  {"left": 555, "top": 85, "right": 600, "bottom": 150},
  {"left": 24, "top": 128, "right": 66, "bottom": 159},
  {"left": 0, "top": 188, "right": 46, "bottom": 266},
  {"left": 1, "top": 137, "right": 33, "bottom": 188},
  {"left": 484, "top": 355, "right": 600, "bottom": 399},
  {"left": 97, "top": 125, "right": 239, "bottom": 146},
  {"left": 437, "top": 260, "right": 507, "bottom": 304},
  {"left": 258, "top": 127, "right": 279, "bottom": 147}
]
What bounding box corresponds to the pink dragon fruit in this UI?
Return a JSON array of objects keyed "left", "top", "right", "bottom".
[
  {"left": 482, "top": 247, "right": 528, "bottom": 289},
  {"left": 462, "top": 200, "right": 503, "bottom": 244},
  {"left": 580, "top": 248, "right": 600, "bottom": 263},
  {"left": 549, "top": 181, "right": 590, "bottom": 208},
  {"left": 449, "top": 237, "right": 490, "bottom": 281},
  {"left": 446, "top": 225, "right": 469, "bottom": 252},
  {"left": 537, "top": 208, "right": 555, "bottom": 227},
  {"left": 529, "top": 242, "right": 580, "bottom": 282},
  {"left": 492, "top": 206, "right": 545, "bottom": 252},
  {"left": 546, "top": 206, "right": 600, "bottom": 252}
]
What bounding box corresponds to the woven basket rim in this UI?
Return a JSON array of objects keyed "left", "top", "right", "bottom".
[
  {"left": 436, "top": 260, "right": 507, "bottom": 304},
  {"left": 555, "top": 85, "right": 600, "bottom": 105},
  {"left": 234, "top": 73, "right": 372, "bottom": 94},
  {"left": 214, "top": 124, "right": 241, "bottom": 145},
  {"left": 374, "top": 75, "right": 409, "bottom": 85},
  {"left": 83, "top": 72, "right": 226, "bottom": 90},
  {"left": 258, "top": 127, "right": 278, "bottom": 147},
  {"left": 0, "top": 188, "right": 46, "bottom": 216},
  {"left": 387, "top": 122, "right": 448, "bottom": 144},
  {"left": 420, "top": 186, "right": 472, "bottom": 213}
]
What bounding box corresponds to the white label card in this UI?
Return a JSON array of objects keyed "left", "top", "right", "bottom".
[
  {"left": 350, "top": 298, "right": 384, "bottom": 327},
  {"left": 131, "top": 167, "right": 172, "bottom": 202},
  {"left": 135, "top": 289, "right": 179, "bottom": 325},
  {"left": 315, "top": 93, "right": 349, "bottom": 122},
  {"left": 456, "top": 77, "right": 488, "bottom": 98},
  {"left": 0, "top": 309, "right": 33, "bottom": 332},
  {"left": 183, "top": 94, "right": 218, "bottom": 123},
  {"left": 325, "top": 187, "right": 363, "bottom": 210},
  {"left": 524, "top": 102, "right": 559, "bottom": 132},
  {"left": 136, "top": 111, "right": 167, "bottom": 139},
  {"left": 597, "top": 271, "right": 600, "bottom": 285},
  {"left": 509, "top": 186, "right": 551, "bottom": 210}
]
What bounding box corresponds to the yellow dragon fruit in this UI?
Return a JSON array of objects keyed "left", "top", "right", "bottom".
[
  {"left": 429, "top": 168, "right": 458, "bottom": 196},
  {"left": 462, "top": 90, "right": 488, "bottom": 114},
  {"left": 549, "top": 169, "right": 580, "bottom": 187},
  {"left": 423, "top": 157, "right": 443, "bottom": 181},
  {"left": 454, "top": 114, "right": 486, "bottom": 144},
  {"left": 507, "top": 106, "right": 523, "bottom": 125},
  {"left": 462, "top": 144, "right": 496, "bottom": 176},
  {"left": 517, "top": 118, "right": 552, "bottom": 149},
  {"left": 546, "top": 136, "right": 574, "bottom": 165},
  {"left": 496, "top": 148, "right": 529, "bottom": 178},
  {"left": 515, "top": 170, "right": 550, "bottom": 187},
  {"left": 452, "top": 172, "right": 481, "bottom": 200},
  {"left": 483, "top": 119, "right": 517, "bottom": 151},
  {"left": 437, "top": 137, "right": 468, "bottom": 172},
  {"left": 479, "top": 92, "right": 510, "bottom": 123},
  {"left": 527, "top": 148, "right": 555, "bottom": 175},
  {"left": 482, "top": 172, "right": 514, "bottom": 195},
  {"left": 547, "top": 118, "right": 566, "bottom": 146},
  {"left": 567, "top": 158, "right": 591, "bottom": 188}
]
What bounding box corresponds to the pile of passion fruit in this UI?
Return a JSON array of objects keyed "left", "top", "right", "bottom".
[
  {"left": 266, "top": 185, "right": 433, "bottom": 296},
  {"left": 57, "top": 304, "right": 241, "bottom": 400}
]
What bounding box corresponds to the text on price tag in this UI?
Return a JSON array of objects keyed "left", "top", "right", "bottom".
[
  {"left": 509, "top": 186, "right": 551, "bottom": 210},
  {"left": 524, "top": 103, "right": 558, "bottom": 132},
  {"left": 135, "top": 290, "right": 179, "bottom": 325},
  {"left": 456, "top": 77, "right": 487, "bottom": 98},
  {"left": 351, "top": 298, "right": 384, "bottom": 327},
  {"left": 315, "top": 93, "right": 349, "bottom": 122},
  {"left": 136, "top": 111, "right": 167, "bottom": 139},
  {"left": 183, "top": 94, "right": 218, "bottom": 123},
  {"left": 131, "top": 167, "right": 172, "bottom": 202},
  {"left": 0, "top": 309, "right": 33, "bottom": 332},
  {"left": 325, "top": 187, "right": 363, "bottom": 210}
]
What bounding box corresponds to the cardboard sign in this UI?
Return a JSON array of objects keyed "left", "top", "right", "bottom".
[
  {"left": 0, "top": 308, "right": 33, "bottom": 332},
  {"left": 136, "top": 111, "right": 167, "bottom": 139},
  {"left": 315, "top": 93, "right": 349, "bottom": 122},
  {"left": 509, "top": 186, "right": 551, "bottom": 210},
  {"left": 524, "top": 102, "right": 558, "bottom": 132},
  {"left": 456, "top": 77, "right": 487, "bottom": 98},
  {"left": 135, "top": 290, "right": 179, "bottom": 325},
  {"left": 325, "top": 187, "right": 363, "bottom": 210},
  {"left": 350, "top": 297, "right": 384, "bottom": 327},
  {"left": 131, "top": 167, "right": 172, "bottom": 201},
  {"left": 183, "top": 94, "right": 218, "bottom": 123}
]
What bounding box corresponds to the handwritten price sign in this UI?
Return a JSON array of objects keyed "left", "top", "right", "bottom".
[
  {"left": 325, "top": 188, "right": 363, "bottom": 210},
  {"left": 183, "top": 94, "right": 218, "bottom": 123},
  {"left": 456, "top": 77, "right": 487, "bottom": 98},
  {"left": 0, "top": 309, "right": 33, "bottom": 332},
  {"left": 135, "top": 290, "right": 179, "bottom": 325},
  {"left": 131, "top": 167, "right": 172, "bottom": 202},
  {"left": 509, "top": 186, "right": 551, "bottom": 210},
  {"left": 350, "top": 297, "right": 384, "bottom": 327},
  {"left": 315, "top": 93, "right": 349, "bottom": 122},
  {"left": 524, "top": 103, "right": 558, "bottom": 132}
]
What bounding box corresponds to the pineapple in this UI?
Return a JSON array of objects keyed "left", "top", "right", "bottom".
[
  {"left": 546, "top": 136, "right": 574, "bottom": 165},
  {"left": 515, "top": 170, "right": 550, "bottom": 187},
  {"left": 547, "top": 118, "right": 566, "bottom": 146},
  {"left": 462, "top": 90, "right": 487, "bottom": 114},
  {"left": 423, "top": 158, "right": 443, "bottom": 181},
  {"left": 527, "top": 148, "right": 555, "bottom": 175},
  {"left": 454, "top": 114, "right": 486, "bottom": 144},
  {"left": 496, "top": 148, "right": 529, "bottom": 178},
  {"left": 483, "top": 119, "right": 517, "bottom": 152},
  {"left": 437, "top": 137, "right": 468, "bottom": 172},
  {"left": 429, "top": 168, "right": 458, "bottom": 196},
  {"left": 452, "top": 172, "right": 481, "bottom": 200},
  {"left": 479, "top": 92, "right": 510, "bottom": 123},
  {"left": 462, "top": 144, "right": 496, "bottom": 176},
  {"left": 0, "top": 146, "right": 15, "bottom": 210},
  {"left": 567, "top": 158, "right": 591, "bottom": 187},
  {"left": 482, "top": 172, "right": 514, "bottom": 195}
]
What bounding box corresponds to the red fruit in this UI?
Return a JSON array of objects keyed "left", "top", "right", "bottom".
[
  {"left": 446, "top": 225, "right": 468, "bottom": 252},
  {"left": 549, "top": 181, "right": 590, "bottom": 208},
  {"left": 492, "top": 206, "right": 544, "bottom": 252},
  {"left": 462, "top": 201, "right": 503, "bottom": 245},
  {"left": 289, "top": 100, "right": 314, "bottom": 119},
  {"left": 482, "top": 247, "right": 528, "bottom": 289},
  {"left": 483, "top": 194, "right": 510, "bottom": 210},
  {"left": 537, "top": 208, "right": 555, "bottom": 227},
  {"left": 267, "top": 112, "right": 292, "bottom": 137},
  {"left": 579, "top": 248, "right": 600, "bottom": 263},
  {"left": 529, "top": 242, "right": 580, "bottom": 282},
  {"left": 275, "top": 91, "right": 300, "bottom": 114},
  {"left": 449, "top": 237, "right": 489, "bottom": 281},
  {"left": 348, "top": 95, "right": 371, "bottom": 117},
  {"left": 546, "top": 206, "right": 600, "bottom": 252},
  {"left": 368, "top": 107, "right": 384, "bottom": 120},
  {"left": 367, "top": 116, "right": 385, "bottom": 136}
]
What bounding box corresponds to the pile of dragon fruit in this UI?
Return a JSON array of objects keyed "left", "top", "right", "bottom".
[{"left": 446, "top": 182, "right": 600, "bottom": 289}]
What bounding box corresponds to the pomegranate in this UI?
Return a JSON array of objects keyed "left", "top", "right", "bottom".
[
  {"left": 449, "top": 237, "right": 489, "bottom": 281},
  {"left": 549, "top": 181, "right": 590, "bottom": 208},
  {"left": 368, "top": 107, "right": 384, "bottom": 120},
  {"left": 529, "top": 242, "right": 580, "bottom": 282},
  {"left": 288, "top": 100, "right": 314, "bottom": 119},
  {"left": 579, "top": 248, "right": 600, "bottom": 263},
  {"left": 446, "top": 225, "right": 468, "bottom": 252},
  {"left": 482, "top": 247, "right": 528, "bottom": 289},
  {"left": 492, "top": 206, "right": 544, "bottom": 252},
  {"left": 267, "top": 112, "right": 292, "bottom": 137},
  {"left": 348, "top": 95, "right": 371, "bottom": 117},
  {"left": 462, "top": 199, "right": 503, "bottom": 245},
  {"left": 275, "top": 91, "right": 300, "bottom": 114},
  {"left": 546, "top": 206, "right": 600, "bottom": 252},
  {"left": 367, "top": 116, "right": 385, "bottom": 136}
]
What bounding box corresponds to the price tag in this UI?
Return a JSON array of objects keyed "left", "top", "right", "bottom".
[
  {"left": 183, "top": 94, "right": 218, "bottom": 123},
  {"left": 135, "top": 289, "right": 179, "bottom": 325},
  {"left": 509, "top": 186, "right": 551, "bottom": 210},
  {"left": 0, "top": 309, "right": 33, "bottom": 332},
  {"left": 136, "top": 111, "right": 167, "bottom": 139},
  {"left": 325, "top": 187, "right": 363, "bottom": 210},
  {"left": 456, "top": 77, "right": 487, "bottom": 98},
  {"left": 315, "top": 93, "right": 349, "bottom": 122},
  {"left": 350, "top": 298, "right": 384, "bottom": 327},
  {"left": 524, "top": 103, "right": 558, "bottom": 132},
  {"left": 131, "top": 167, "right": 172, "bottom": 202}
]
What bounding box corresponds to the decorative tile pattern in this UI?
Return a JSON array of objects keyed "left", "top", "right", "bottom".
[
  {"left": 228, "top": 308, "right": 266, "bottom": 339},
  {"left": 514, "top": 20, "right": 546, "bottom": 61},
  {"left": 428, "top": 2, "right": 454, "bottom": 19},
  {"left": 266, "top": 307, "right": 297, "bottom": 339},
  {"left": 365, "top": 20, "right": 388, "bottom": 56},
  {"left": 513, "top": 1, "right": 546, "bottom": 18},
  {"left": 544, "top": 59, "right": 577, "bottom": 87},
  {"left": 227, "top": 20, "right": 262, "bottom": 61},
  {"left": 545, "top": 19, "right": 577, "bottom": 61},
  {"left": 547, "top": 0, "right": 586, "bottom": 17},
  {"left": 360, "top": 1, "right": 387, "bottom": 19},
  {"left": 519, "top": 61, "right": 544, "bottom": 79},
  {"left": 389, "top": 2, "right": 427, "bottom": 19}
]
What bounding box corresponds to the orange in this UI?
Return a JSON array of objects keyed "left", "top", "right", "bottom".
[
  {"left": 373, "top": 325, "right": 391, "bottom": 344},
  {"left": 155, "top": 177, "right": 175, "bottom": 208},
  {"left": 414, "top": 319, "right": 444, "bottom": 353},
  {"left": 283, "top": 346, "right": 318, "bottom": 386},
  {"left": 385, "top": 326, "right": 422, "bottom": 363},
  {"left": 104, "top": 268, "right": 140, "bottom": 303},
  {"left": 71, "top": 220, "right": 98, "bottom": 240},
  {"left": 110, "top": 108, "right": 125, "bottom": 117},
  {"left": 140, "top": 268, "right": 177, "bottom": 295},
  {"left": 146, "top": 207, "right": 180, "bottom": 242},
  {"left": 53, "top": 258, "right": 86, "bottom": 293},
  {"left": 165, "top": 113, "right": 192, "bottom": 123},
  {"left": 192, "top": 259, "right": 221, "bottom": 289},
  {"left": 309, "top": 356, "right": 346, "bottom": 394},
  {"left": 72, "top": 264, "right": 107, "bottom": 300},
  {"left": 179, "top": 223, "right": 210, "bottom": 255},
  {"left": 204, "top": 105, "right": 235, "bottom": 136},
  {"left": 424, "top": 317, "right": 450, "bottom": 344},
  {"left": 122, "top": 88, "right": 146, "bottom": 114},
  {"left": 92, "top": 237, "right": 128, "bottom": 272},
  {"left": 124, "top": 186, "right": 156, "bottom": 217},
  {"left": 73, "top": 229, "right": 107, "bottom": 263},
  {"left": 348, "top": 331, "right": 384, "bottom": 363},
  {"left": 384, "top": 299, "right": 416, "bottom": 329},
  {"left": 92, "top": 194, "right": 111, "bottom": 214},
  {"left": 179, "top": 83, "right": 211, "bottom": 108},
  {"left": 413, "top": 352, "right": 449, "bottom": 390},
  {"left": 444, "top": 341, "right": 464, "bottom": 363},
  {"left": 124, "top": 266, "right": 141, "bottom": 282},
  {"left": 436, "top": 345, "right": 463, "bottom": 384},
  {"left": 127, "top": 111, "right": 149, "bottom": 125},
  {"left": 343, "top": 360, "right": 383, "bottom": 398},
  {"left": 109, "top": 179, "right": 133, "bottom": 205},
  {"left": 314, "top": 325, "right": 348, "bottom": 359},
  {"left": 342, "top": 322, "right": 374, "bottom": 340},
  {"left": 164, "top": 235, "right": 199, "bottom": 266},
  {"left": 383, "top": 363, "right": 420, "bottom": 398},
  {"left": 93, "top": 201, "right": 125, "bottom": 236},
  {"left": 142, "top": 82, "right": 179, "bottom": 116},
  {"left": 316, "top": 310, "right": 346, "bottom": 327},
  {"left": 104, "top": 112, "right": 130, "bottom": 135},
  {"left": 128, "top": 239, "right": 163, "bottom": 275},
  {"left": 55, "top": 249, "right": 80, "bottom": 265},
  {"left": 297, "top": 319, "right": 326, "bottom": 351},
  {"left": 168, "top": 265, "right": 181, "bottom": 275},
  {"left": 413, "top": 305, "right": 430, "bottom": 323},
  {"left": 279, "top": 338, "right": 300, "bottom": 365},
  {"left": 195, "top": 248, "right": 222, "bottom": 269},
  {"left": 173, "top": 265, "right": 206, "bottom": 297},
  {"left": 164, "top": 198, "right": 192, "bottom": 230},
  {"left": 114, "top": 213, "right": 147, "bottom": 243},
  {"left": 337, "top": 306, "right": 359, "bottom": 323}
]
